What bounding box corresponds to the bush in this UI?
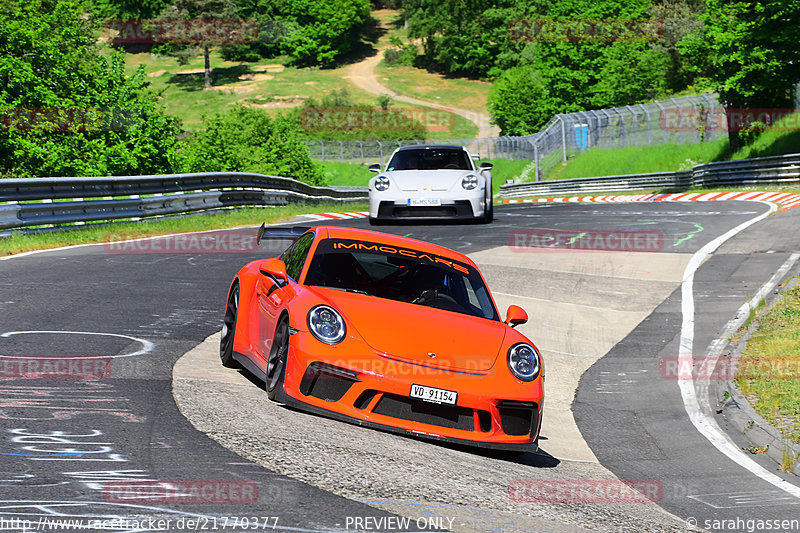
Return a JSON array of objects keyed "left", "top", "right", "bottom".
[
  {"left": 296, "top": 89, "right": 427, "bottom": 141},
  {"left": 383, "top": 36, "right": 418, "bottom": 67},
  {"left": 175, "top": 106, "right": 323, "bottom": 185}
]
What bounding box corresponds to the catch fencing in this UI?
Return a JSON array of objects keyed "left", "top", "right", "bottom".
[{"left": 304, "top": 94, "right": 725, "bottom": 180}]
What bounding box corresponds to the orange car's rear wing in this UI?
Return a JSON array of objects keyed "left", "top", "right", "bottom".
[{"left": 256, "top": 223, "right": 312, "bottom": 246}]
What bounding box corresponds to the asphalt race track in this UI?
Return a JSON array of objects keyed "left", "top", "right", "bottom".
[{"left": 1, "top": 200, "right": 799, "bottom": 533}]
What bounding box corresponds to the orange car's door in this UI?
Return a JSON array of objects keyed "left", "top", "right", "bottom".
[{"left": 257, "top": 232, "right": 315, "bottom": 363}]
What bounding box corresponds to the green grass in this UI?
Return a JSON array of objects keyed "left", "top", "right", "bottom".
[
  {"left": 485, "top": 159, "right": 533, "bottom": 196},
  {"left": 731, "top": 123, "right": 800, "bottom": 160},
  {"left": 736, "top": 278, "right": 800, "bottom": 447},
  {"left": 127, "top": 52, "right": 378, "bottom": 130},
  {"left": 0, "top": 203, "right": 367, "bottom": 257},
  {"left": 317, "top": 161, "right": 374, "bottom": 187},
  {"left": 374, "top": 60, "right": 492, "bottom": 115},
  {"left": 546, "top": 140, "right": 730, "bottom": 180}
]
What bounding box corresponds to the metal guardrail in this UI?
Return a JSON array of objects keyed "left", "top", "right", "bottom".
[
  {"left": 0, "top": 172, "right": 368, "bottom": 232},
  {"left": 500, "top": 153, "right": 800, "bottom": 198}
]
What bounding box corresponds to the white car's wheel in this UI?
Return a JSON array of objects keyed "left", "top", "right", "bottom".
[{"left": 481, "top": 191, "right": 494, "bottom": 223}]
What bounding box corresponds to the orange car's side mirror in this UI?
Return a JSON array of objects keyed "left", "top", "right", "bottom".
[
  {"left": 259, "top": 258, "right": 288, "bottom": 284},
  {"left": 505, "top": 305, "right": 528, "bottom": 328}
]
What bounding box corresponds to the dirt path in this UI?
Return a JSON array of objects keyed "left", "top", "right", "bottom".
[{"left": 344, "top": 50, "right": 500, "bottom": 139}]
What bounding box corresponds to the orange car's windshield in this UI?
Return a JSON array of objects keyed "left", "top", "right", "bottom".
[{"left": 304, "top": 238, "right": 498, "bottom": 321}]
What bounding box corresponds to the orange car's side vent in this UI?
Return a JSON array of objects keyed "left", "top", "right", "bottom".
[
  {"left": 372, "top": 393, "right": 474, "bottom": 431},
  {"left": 299, "top": 362, "right": 359, "bottom": 402},
  {"left": 353, "top": 389, "right": 379, "bottom": 410},
  {"left": 477, "top": 410, "right": 492, "bottom": 432},
  {"left": 497, "top": 401, "right": 539, "bottom": 437}
]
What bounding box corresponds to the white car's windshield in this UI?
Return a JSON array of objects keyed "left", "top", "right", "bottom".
[{"left": 387, "top": 148, "right": 472, "bottom": 171}]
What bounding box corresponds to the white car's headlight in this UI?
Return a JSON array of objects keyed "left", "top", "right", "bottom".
[
  {"left": 461, "top": 174, "right": 478, "bottom": 190},
  {"left": 307, "top": 305, "right": 346, "bottom": 344},
  {"left": 507, "top": 343, "right": 541, "bottom": 381},
  {"left": 374, "top": 176, "right": 390, "bottom": 191}
]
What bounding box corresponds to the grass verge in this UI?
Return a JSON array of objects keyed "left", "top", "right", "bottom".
[
  {"left": 0, "top": 203, "right": 367, "bottom": 257},
  {"left": 735, "top": 277, "right": 800, "bottom": 447},
  {"left": 546, "top": 140, "right": 730, "bottom": 180},
  {"left": 544, "top": 112, "right": 800, "bottom": 181},
  {"left": 318, "top": 161, "right": 374, "bottom": 187}
]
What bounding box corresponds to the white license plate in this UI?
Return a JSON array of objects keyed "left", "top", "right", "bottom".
[
  {"left": 407, "top": 198, "right": 441, "bottom": 207},
  {"left": 410, "top": 384, "right": 457, "bottom": 405}
]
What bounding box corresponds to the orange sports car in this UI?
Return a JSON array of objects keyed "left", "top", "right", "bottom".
[{"left": 220, "top": 225, "right": 544, "bottom": 451}]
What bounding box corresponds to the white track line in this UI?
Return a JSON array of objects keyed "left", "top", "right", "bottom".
[
  {"left": 678, "top": 201, "right": 800, "bottom": 499},
  {"left": 705, "top": 253, "right": 800, "bottom": 359}
]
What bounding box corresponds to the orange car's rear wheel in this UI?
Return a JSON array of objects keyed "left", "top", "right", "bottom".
[
  {"left": 266, "top": 316, "right": 289, "bottom": 401},
  {"left": 220, "top": 283, "right": 240, "bottom": 368}
]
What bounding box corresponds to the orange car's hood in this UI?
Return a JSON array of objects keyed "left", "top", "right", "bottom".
[{"left": 314, "top": 288, "right": 505, "bottom": 372}]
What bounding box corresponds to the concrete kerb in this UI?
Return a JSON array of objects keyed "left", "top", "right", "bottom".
[
  {"left": 499, "top": 191, "right": 800, "bottom": 213},
  {"left": 714, "top": 275, "right": 800, "bottom": 476}
]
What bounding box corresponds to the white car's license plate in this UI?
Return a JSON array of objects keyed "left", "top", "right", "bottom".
[
  {"left": 407, "top": 198, "right": 441, "bottom": 207},
  {"left": 410, "top": 384, "right": 457, "bottom": 405}
]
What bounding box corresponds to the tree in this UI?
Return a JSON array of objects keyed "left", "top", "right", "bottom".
[
  {"left": 223, "top": 0, "right": 372, "bottom": 66},
  {"left": 0, "top": 0, "right": 180, "bottom": 177},
  {"left": 700, "top": 0, "right": 800, "bottom": 149},
  {"left": 402, "top": 0, "right": 516, "bottom": 78},
  {"left": 590, "top": 43, "right": 668, "bottom": 108},
  {"left": 91, "top": 0, "right": 172, "bottom": 19},
  {"left": 487, "top": 65, "right": 565, "bottom": 135},
  {"left": 280, "top": 0, "right": 372, "bottom": 65},
  {"left": 158, "top": 0, "right": 239, "bottom": 88}
]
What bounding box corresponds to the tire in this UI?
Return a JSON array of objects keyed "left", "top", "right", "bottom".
[
  {"left": 368, "top": 216, "right": 383, "bottom": 226},
  {"left": 220, "top": 283, "right": 240, "bottom": 368},
  {"left": 481, "top": 192, "right": 494, "bottom": 223},
  {"left": 266, "top": 316, "right": 290, "bottom": 401}
]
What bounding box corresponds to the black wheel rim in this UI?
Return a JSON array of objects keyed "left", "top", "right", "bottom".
[
  {"left": 220, "top": 286, "right": 238, "bottom": 360},
  {"left": 267, "top": 319, "right": 289, "bottom": 392}
]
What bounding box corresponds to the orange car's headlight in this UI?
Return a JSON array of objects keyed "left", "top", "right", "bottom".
[
  {"left": 507, "top": 343, "right": 541, "bottom": 381},
  {"left": 307, "top": 305, "right": 346, "bottom": 345}
]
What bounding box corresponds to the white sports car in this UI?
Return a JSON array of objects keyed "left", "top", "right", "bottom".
[{"left": 368, "top": 145, "right": 493, "bottom": 224}]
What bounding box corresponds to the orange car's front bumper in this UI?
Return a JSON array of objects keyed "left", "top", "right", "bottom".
[{"left": 278, "top": 331, "right": 544, "bottom": 451}]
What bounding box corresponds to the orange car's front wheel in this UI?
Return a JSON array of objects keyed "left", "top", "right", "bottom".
[
  {"left": 266, "top": 316, "right": 290, "bottom": 401},
  {"left": 220, "top": 283, "right": 240, "bottom": 368}
]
